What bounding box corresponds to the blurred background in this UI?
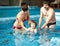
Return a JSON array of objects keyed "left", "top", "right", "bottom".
[
  {"left": 0, "top": 0, "right": 60, "bottom": 8},
  {"left": 0, "top": 1, "right": 60, "bottom": 46}
]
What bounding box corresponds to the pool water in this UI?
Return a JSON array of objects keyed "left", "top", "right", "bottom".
[{"left": 0, "top": 6, "right": 60, "bottom": 46}]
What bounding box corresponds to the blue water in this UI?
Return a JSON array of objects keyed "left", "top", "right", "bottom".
[{"left": 0, "top": 6, "right": 60, "bottom": 46}]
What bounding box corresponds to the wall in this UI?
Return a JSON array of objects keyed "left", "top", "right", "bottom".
[
  {"left": 0, "top": 0, "right": 9, "bottom": 6},
  {"left": 56, "top": 0, "right": 60, "bottom": 3},
  {"left": 0, "top": 0, "right": 42, "bottom": 6}
]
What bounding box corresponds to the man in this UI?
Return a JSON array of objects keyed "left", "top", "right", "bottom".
[
  {"left": 38, "top": 1, "right": 56, "bottom": 31},
  {"left": 13, "top": 2, "right": 31, "bottom": 31}
]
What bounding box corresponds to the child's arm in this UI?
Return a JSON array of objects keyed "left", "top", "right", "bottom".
[
  {"left": 26, "top": 28, "right": 30, "bottom": 31},
  {"left": 24, "top": 28, "right": 30, "bottom": 34},
  {"left": 34, "top": 29, "right": 37, "bottom": 34}
]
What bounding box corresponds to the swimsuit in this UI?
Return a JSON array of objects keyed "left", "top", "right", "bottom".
[
  {"left": 13, "top": 26, "right": 22, "bottom": 29},
  {"left": 47, "top": 22, "right": 56, "bottom": 27},
  {"left": 13, "top": 16, "right": 29, "bottom": 29}
]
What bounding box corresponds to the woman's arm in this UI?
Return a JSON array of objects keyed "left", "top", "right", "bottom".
[{"left": 17, "top": 12, "right": 27, "bottom": 30}]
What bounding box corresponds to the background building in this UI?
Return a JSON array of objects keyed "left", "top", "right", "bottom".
[
  {"left": 0, "top": 0, "right": 60, "bottom": 8},
  {"left": 0, "top": 0, "right": 42, "bottom": 6}
]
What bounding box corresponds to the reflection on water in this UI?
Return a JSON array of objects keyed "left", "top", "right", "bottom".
[
  {"left": 14, "top": 30, "right": 39, "bottom": 46},
  {"left": 0, "top": 28, "right": 16, "bottom": 46},
  {"left": 14, "top": 28, "right": 60, "bottom": 46},
  {"left": 38, "top": 34, "right": 50, "bottom": 46},
  {"left": 0, "top": 28, "right": 60, "bottom": 46}
]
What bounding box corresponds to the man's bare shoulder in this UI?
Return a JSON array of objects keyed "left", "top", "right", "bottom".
[
  {"left": 49, "top": 8, "right": 54, "bottom": 13},
  {"left": 40, "top": 7, "right": 44, "bottom": 12},
  {"left": 41, "top": 7, "right": 44, "bottom": 10}
]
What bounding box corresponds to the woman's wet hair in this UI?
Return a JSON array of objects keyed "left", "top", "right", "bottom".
[
  {"left": 21, "top": 2, "right": 28, "bottom": 6},
  {"left": 22, "top": 7, "right": 28, "bottom": 11},
  {"left": 43, "top": 1, "right": 50, "bottom": 6},
  {"left": 29, "top": 20, "right": 37, "bottom": 27},
  {"left": 21, "top": 2, "right": 28, "bottom": 11}
]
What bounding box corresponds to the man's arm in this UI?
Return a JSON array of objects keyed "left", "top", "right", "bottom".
[
  {"left": 41, "top": 9, "right": 54, "bottom": 29},
  {"left": 38, "top": 8, "right": 43, "bottom": 28}
]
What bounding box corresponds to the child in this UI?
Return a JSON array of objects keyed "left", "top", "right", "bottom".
[{"left": 26, "top": 20, "right": 37, "bottom": 34}]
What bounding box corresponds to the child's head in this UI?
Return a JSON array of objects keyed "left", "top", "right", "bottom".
[
  {"left": 29, "top": 20, "right": 37, "bottom": 29},
  {"left": 21, "top": 2, "right": 28, "bottom": 11}
]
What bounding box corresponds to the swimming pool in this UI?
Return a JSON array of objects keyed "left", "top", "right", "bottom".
[{"left": 0, "top": 6, "right": 60, "bottom": 46}]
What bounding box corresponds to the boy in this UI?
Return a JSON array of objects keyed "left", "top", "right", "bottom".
[{"left": 26, "top": 20, "right": 37, "bottom": 34}]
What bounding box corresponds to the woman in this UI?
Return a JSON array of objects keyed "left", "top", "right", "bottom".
[{"left": 13, "top": 2, "right": 31, "bottom": 32}]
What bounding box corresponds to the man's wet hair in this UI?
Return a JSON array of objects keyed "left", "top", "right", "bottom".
[
  {"left": 21, "top": 2, "right": 28, "bottom": 6},
  {"left": 43, "top": 1, "right": 50, "bottom": 6},
  {"left": 29, "top": 20, "right": 37, "bottom": 27}
]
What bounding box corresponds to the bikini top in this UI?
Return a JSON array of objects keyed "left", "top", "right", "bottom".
[{"left": 16, "top": 12, "right": 29, "bottom": 22}]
